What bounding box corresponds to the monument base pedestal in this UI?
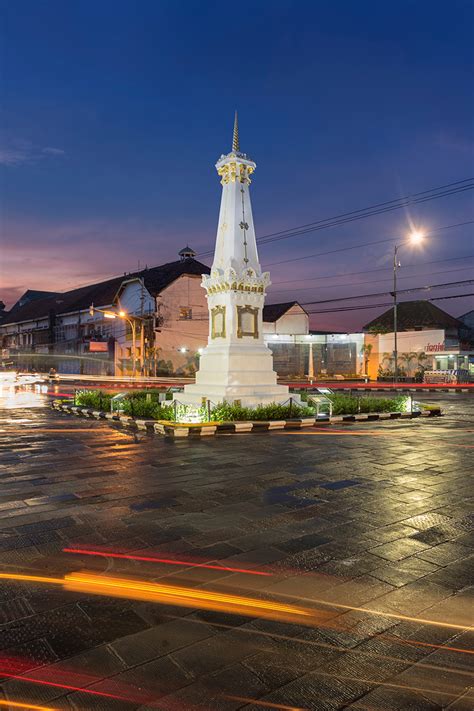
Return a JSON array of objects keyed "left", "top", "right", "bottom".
[
  {"left": 177, "top": 384, "right": 294, "bottom": 409},
  {"left": 176, "top": 342, "right": 299, "bottom": 409}
]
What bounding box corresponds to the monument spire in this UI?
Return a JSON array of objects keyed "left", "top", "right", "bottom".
[
  {"left": 232, "top": 111, "right": 240, "bottom": 152},
  {"left": 178, "top": 114, "right": 293, "bottom": 408}
]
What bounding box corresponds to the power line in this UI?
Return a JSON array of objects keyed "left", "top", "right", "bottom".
[
  {"left": 300, "top": 279, "right": 474, "bottom": 306},
  {"left": 305, "top": 292, "right": 474, "bottom": 315},
  {"left": 197, "top": 179, "right": 473, "bottom": 257},
  {"left": 271, "top": 254, "right": 474, "bottom": 285},
  {"left": 264, "top": 220, "right": 474, "bottom": 267},
  {"left": 270, "top": 266, "right": 474, "bottom": 295},
  {"left": 259, "top": 185, "right": 473, "bottom": 247},
  {"left": 258, "top": 179, "right": 474, "bottom": 243}
]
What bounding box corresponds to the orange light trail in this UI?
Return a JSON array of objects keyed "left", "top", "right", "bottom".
[
  {"left": 0, "top": 573, "right": 62, "bottom": 586},
  {"left": 383, "top": 633, "right": 474, "bottom": 655},
  {"left": 7, "top": 429, "right": 120, "bottom": 434},
  {"left": 301, "top": 668, "right": 474, "bottom": 701},
  {"left": 1, "top": 571, "right": 472, "bottom": 632},
  {"left": 63, "top": 547, "right": 273, "bottom": 576},
  {"left": 258, "top": 586, "right": 474, "bottom": 632},
  {"left": 165, "top": 610, "right": 474, "bottom": 679},
  {"left": 63, "top": 572, "right": 312, "bottom": 622},
  {"left": 0, "top": 701, "right": 55, "bottom": 711}
]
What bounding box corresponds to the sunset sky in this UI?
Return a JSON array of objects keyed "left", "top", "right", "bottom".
[{"left": 1, "top": 0, "right": 473, "bottom": 331}]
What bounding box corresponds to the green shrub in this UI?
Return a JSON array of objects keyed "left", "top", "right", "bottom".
[
  {"left": 121, "top": 395, "right": 175, "bottom": 420},
  {"left": 74, "top": 390, "right": 177, "bottom": 419},
  {"left": 156, "top": 403, "right": 176, "bottom": 420},
  {"left": 327, "top": 393, "right": 407, "bottom": 415},
  {"left": 209, "top": 401, "right": 315, "bottom": 422},
  {"left": 125, "top": 390, "right": 160, "bottom": 402},
  {"left": 121, "top": 398, "right": 158, "bottom": 418},
  {"left": 75, "top": 390, "right": 113, "bottom": 411}
]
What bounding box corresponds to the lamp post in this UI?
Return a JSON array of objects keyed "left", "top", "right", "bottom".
[
  {"left": 306, "top": 336, "right": 314, "bottom": 384},
  {"left": 392, "top": 231, "right": 424, "bottom": 384},
  {"left": 89, "top": 305, "right": 139, "bottom": 377}
]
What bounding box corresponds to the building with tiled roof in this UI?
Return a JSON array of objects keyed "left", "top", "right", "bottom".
[
  {"left": 262, "top": 301, "right": 308, "bottom": 334},
  {"left": 362, "top": 301, "right": 473, "bottom": 382},
  {"left": 0, "top": 253, "right": 211, "bottom": 376},
  {"left": 362, "top": 300, "right": 462, "bottom": 333}
]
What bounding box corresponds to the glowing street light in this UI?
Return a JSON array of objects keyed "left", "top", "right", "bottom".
[
  {"left": 89, "top": 304, "right": 138, "bottom": 377},
  {"left": 408, "top": 230, "right": 424, "bottom": 245},
  {"left": 392, "top": 229, "right": 425, "bottom": 383}
]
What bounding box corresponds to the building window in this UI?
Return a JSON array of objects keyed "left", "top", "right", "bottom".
[{"left": 179, "top": 307, "right": 193, "bottom": 320}]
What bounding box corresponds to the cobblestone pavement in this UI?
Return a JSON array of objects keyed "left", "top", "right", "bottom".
[{"left": 0, "top": 392, "right": 472, "bottom": 710}]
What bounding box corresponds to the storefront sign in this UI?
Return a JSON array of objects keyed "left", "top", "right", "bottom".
[
  {"left": 89, "top": 341, "right": 108, "bottom": 352},
  {"left": 426, "top": 343, "right": 445, "bottom": 352}
]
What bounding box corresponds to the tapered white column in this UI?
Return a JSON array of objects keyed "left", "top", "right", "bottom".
[{"left": 180, "top": 114, "right": 291, "bottom": 407}]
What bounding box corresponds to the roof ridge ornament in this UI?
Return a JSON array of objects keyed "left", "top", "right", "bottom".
[{"left": 232, "top": 110, "right": 239, "bottom": 152}]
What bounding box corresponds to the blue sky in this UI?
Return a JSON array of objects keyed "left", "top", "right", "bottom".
[{"left": 1, "top": 0, "right": 473, "bottom": 329}]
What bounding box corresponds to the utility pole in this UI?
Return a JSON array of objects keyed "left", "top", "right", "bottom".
[
  {"left": 139, "top": 277, "right": 145, "bottom": 376},
  {"left": 140, "top": 321, "right": 145, "bottom": 376},
  {"left": 392, "top": 231, "right": 425, "bottom": 385},
  {"left": 307, "top": 338, "right": 314, "bottom": 384},
  {"left": 393, "top": 245, "right": 399, "bottom": 385}
]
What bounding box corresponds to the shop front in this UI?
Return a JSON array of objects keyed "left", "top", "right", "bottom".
[
  {"left": 372, "top": 330, "right": 473, "bottom": 383},
  {"left": 425, "top": 351, "right": 474, "bottom": 383}
]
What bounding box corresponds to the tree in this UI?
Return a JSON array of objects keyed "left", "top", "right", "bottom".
[
  {"left": 381, "top": 352, "right": 394, "bottom": 370},
  {"left": 413, "top": 352, "right": 428, "bottom": 382},
  {"left": 400, "top": 351, "right": 417, "bottom": 376},
  {"left": 417, "top": 351, "right": 428, "bottom": 369},
  {"left": 360, "top": 343, "right": 373, "bottom": 376}
]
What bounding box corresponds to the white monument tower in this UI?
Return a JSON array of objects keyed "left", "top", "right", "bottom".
[{"left": 179, "top": 113, "right": 291, "bottom": 408}]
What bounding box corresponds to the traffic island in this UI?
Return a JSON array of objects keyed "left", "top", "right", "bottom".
[{"left": 51, "top": 402, "right": 441, "bottom": 437}]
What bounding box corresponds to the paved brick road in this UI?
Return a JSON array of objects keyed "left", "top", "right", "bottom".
[{"left": 0, "top": 393, "right": 472, "bottom": 710}]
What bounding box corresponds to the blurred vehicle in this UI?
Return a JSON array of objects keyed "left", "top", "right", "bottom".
[
  {"left": 0, "top": 368, "right": 17, "bottom": 384},
  {"left": 15, "top": 372, "right": 46, "bottom": 385}
]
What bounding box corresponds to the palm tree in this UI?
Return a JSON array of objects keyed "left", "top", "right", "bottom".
[
  {"left": 414, "top": 351, "right": 428, "bottom": 382},
  {"left": 417, "top": 351, "right": 428, "bottom": 369},
  {"left": 400, "top": 351, "right": 417, "bottom": 377},
  {"left": 381, "top": 352, "right": 394, "bottom": 371}
]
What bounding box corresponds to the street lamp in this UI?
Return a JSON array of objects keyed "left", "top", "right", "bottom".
[
  {"left": 89, "top": 304, "right": 138, "bottom": 377},
  {"left": 392, "top": 230, "right": 425, "bottom": 383},
  {"left": 306, "top": 335, "right": 315, "bottom": 384}
]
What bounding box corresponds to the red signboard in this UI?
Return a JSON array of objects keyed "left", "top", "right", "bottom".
[
  {"left": 426, "top": 343, "right": 445, "bottom": 352},
  {"left": 89, "top": 341, "right": 108, "bottom": 352}
]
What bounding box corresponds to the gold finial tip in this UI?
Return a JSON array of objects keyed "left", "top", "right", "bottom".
[{"left": 232, "top": 110, "right": 240, "bottom": 152}]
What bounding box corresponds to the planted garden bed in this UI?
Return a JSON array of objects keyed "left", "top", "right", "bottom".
[{"left": 52, "top": 389, "right": 441, "bottom": 437}]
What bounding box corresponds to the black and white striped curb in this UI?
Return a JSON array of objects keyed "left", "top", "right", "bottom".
[
  {"left": 51, "top": 402, "right": 442, "bottom": 437},
  {"left": 329, "top": 387, "right": 470, "bottom": 393}
]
